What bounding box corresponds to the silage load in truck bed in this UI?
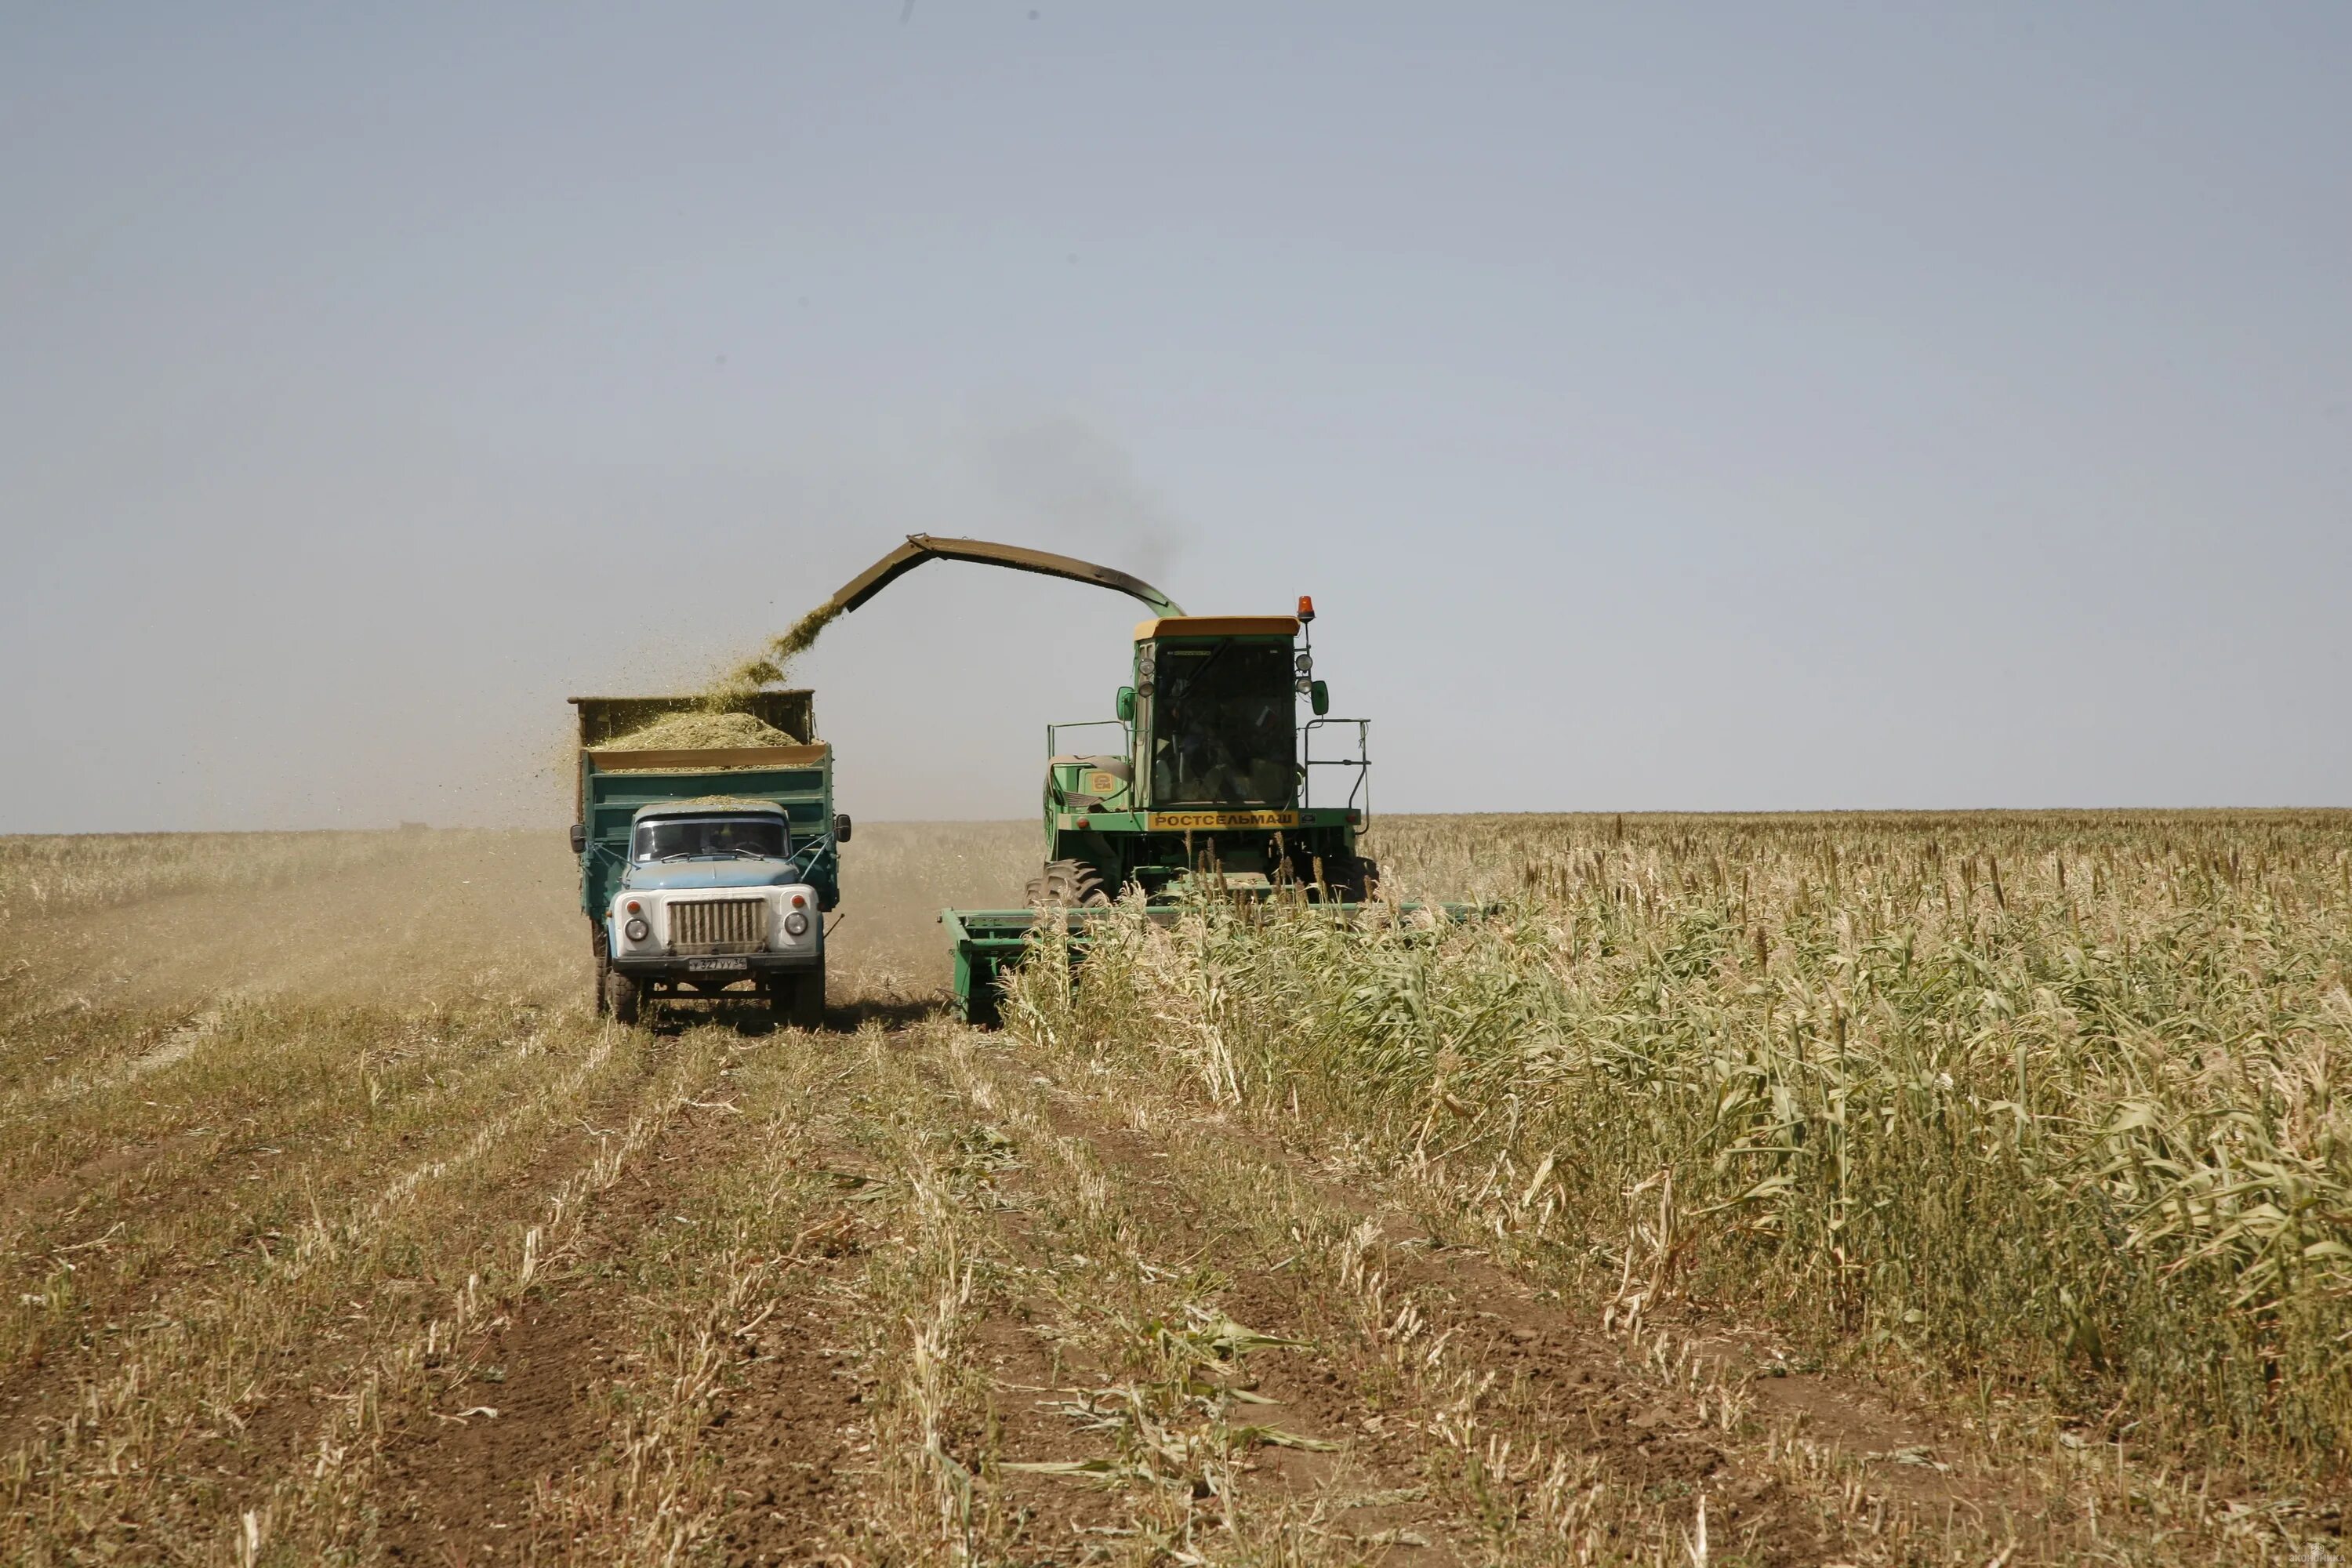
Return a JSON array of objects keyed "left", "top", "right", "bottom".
[{"left": 602, "top": 711, "right": 801, "bottom": 751}]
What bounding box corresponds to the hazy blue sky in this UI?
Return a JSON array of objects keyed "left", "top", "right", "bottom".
[{"left": 4, "top": 3, "right": 2347, "bottom": 831}]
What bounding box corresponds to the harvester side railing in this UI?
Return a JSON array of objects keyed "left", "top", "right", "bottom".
[
  {"left": 1301, "top": 717, "right": 1372, "bottom": 823},
  {"left": 1046, "top": 719, "right": 1133, "bottom": 760}
]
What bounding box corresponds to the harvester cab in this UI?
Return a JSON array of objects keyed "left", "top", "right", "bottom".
[{"left": 1033, "top": 602, "right": 1377, "bottom": 906}]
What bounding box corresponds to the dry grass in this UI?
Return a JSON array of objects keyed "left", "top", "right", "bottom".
[
  {"left": 0, "top": 830, "right": 415, "bottom": 932},
  {"left": 1, "top": 815, "right": 2345, "bottom": 1566}
]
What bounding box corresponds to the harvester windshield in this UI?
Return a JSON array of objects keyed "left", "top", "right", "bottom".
[{"left": 1151, "top": 641, "right": 1294, "bottom": 806}]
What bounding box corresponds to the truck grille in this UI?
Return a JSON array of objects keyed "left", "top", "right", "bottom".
[{"left": 669, "top": 898, "right": 768, "bottom": 955}]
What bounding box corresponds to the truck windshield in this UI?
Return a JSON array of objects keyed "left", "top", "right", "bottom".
[
  {"left": 633, "top": 817, "right": 789, "bottom": 862},
  {"left": 1150, "top": 641, "right": 1294, "bottom": 806}
]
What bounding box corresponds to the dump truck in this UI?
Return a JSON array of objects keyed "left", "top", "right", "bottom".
[
  {"left": 568, "top": 693, "right": 849, "bottom": 1028},
  {"left": 779, "top": 535, "right": 1405, "bottom": 1025}
]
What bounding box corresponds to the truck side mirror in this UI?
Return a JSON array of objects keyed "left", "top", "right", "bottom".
[
  {"left": 1310, "top": 681, "right": 1330, "bottom": 717},
  {"left": 833, "top": 813, "right": 853, "bottom": 844},
  {"left": 568, "top": 823, "right": 586, "bottom": 854},
  {"left": 1115, "top": 685, "right": 1136, "bottom": 722}
]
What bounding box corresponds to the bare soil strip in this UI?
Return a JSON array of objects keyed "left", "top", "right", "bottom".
[{"left": 367, "top": 1102, "right": 742, "bottom": 1561}]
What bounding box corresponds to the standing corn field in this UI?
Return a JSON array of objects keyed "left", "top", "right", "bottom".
[{"left": 1004, "top": 811, "right": 2352, "bottom": 1485}]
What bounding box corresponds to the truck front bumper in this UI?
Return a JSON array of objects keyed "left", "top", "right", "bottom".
[{"left": 611, "top": 950, "right": 822, "bottom": 984}]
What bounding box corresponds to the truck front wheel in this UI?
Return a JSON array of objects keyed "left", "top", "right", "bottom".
[
  {"left": 773, "top": 966, "right": 826, "bottom": 1031},
  {"left": 605, "top": 967, "right": 643, "bottom": 1026},
  {"left": 592, "top": 926, "right": 612, "bottom": 1016}
]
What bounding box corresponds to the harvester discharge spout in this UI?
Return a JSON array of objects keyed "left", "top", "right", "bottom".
[{"left": 822, "top": 534, "right": 1185, "bottom": 620}]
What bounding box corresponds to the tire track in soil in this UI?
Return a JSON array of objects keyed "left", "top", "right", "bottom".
[
  {"left": 950, "top": 1058, "right": 1467, "bottom": 1563},
  {"left": 586, "top": 1149, "right": 886, "bottom": 1568},
  {"left": 0, "top": 1057, "right": 703, "bottom": 1566},
  {"left": 696, "top": 1260, "right": 866, "bottom": 1568},
  {"left": 967, "top": 1309, "right": 1138, "bottom": 1553},
  {"left": 0, "top": 1038, "right": 671, "bottom": 1490},
  {"left": 375, "top": 1089, "right": 905, "bottom": 1568},
  {"left": 369, "top": 1099, "right": 743, "bottom": 1563},
  {"left": 976, "top": 1183, "right": 1231, "bottom": 1560},
  {"left": 701, "top": 1211, "right": 872, "bottom": 1568},
  {"left": 688, "top": 1099, "right": 1071, "bottom": 1566},
  {"left": 175, "top": 1044, "right": 691, "bottom": 1561},
  {"left": 0, "top": 1021, "right": 666, "bottom": 1471}
]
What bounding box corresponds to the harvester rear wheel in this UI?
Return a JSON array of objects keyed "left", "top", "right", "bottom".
[{"left": 1031, "top": 859, "right": 1112, "bottom": 909}]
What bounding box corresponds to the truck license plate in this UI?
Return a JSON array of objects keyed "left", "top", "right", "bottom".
[{"left": 687, "top": 957, "right": 749, "bottom": 973}]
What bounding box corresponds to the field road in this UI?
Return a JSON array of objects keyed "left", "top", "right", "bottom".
[{"left": 0, "top": 827, "right": 2326, "bottom": 1565}]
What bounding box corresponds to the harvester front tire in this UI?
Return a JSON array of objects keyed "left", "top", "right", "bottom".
[
  {"left": 1033, "top": 859, "right": 1112, "bottom": 909},
  {"left": 605, "top": 968, "right": 642, "bottom": 1026}
]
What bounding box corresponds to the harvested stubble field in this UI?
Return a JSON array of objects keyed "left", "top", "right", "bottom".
[{"left": 2, "top": 814, "right": 2347, "bottom": 1566}]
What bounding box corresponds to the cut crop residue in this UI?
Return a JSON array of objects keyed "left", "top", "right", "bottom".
[{"left": 603, "top": 711, "right": 800, "bottom": 750}]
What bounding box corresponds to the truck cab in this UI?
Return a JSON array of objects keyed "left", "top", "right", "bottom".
[{"left": 601, "top": 799, "right": 826, "bottom": 1025}]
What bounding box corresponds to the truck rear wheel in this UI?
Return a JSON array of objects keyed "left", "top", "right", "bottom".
[
  {"left": 605, "top": 967, "right": 642, "bottom": 1026},
  {"left": 592, "top": 926, "right": 612, "bottom": 1016},
  {"left": 1029, "top": 858, "right": 1111, "bottom": 909}
]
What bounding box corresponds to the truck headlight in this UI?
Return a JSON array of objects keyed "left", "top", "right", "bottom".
[
  {"left": 624, "top": 917, "right": 650, "bottom": 942},
  {"left": 783, "top": 911, "right": 810, "bottom": 938}
]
